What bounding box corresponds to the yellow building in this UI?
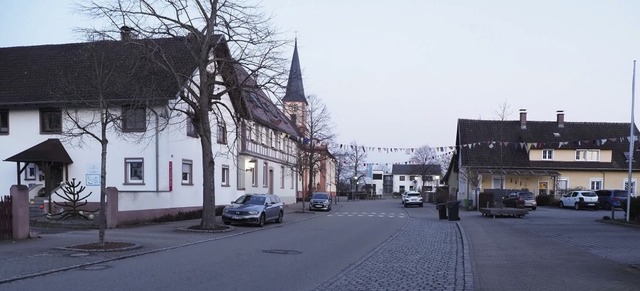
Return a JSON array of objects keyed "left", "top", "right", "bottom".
[{"left": 444, "top": 110, "right": 640, "bottom": 205}]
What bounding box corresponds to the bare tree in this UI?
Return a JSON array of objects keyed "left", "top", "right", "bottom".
[
  {"left": 409, "top": 145, "right": 445, "bottom": 192},
  {"left": 330, "top": 147, "right": 351, "bottom": 193},
  {"left": 79, "top": 0, "right": 287, "bottom": 229},
  {"left": 299, "top": 95, "right": 335, "bottom": 199},
  {"left": 57, "top": 42, "right": 172, "bottom": 245},
  {"left": 494, "top": 100, "right": 514, "bottom": 191},
  {"left": 344, "top": 141, "right": 367, "bottom": 194}
]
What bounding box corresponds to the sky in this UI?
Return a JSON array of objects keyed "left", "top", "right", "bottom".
[{"left": 2, "top": 0, "right": 640, "bottom": 164}]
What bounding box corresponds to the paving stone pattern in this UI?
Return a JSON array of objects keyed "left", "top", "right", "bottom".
[{"left": 313, "top": 218, "right": 466, "bottom": 291}]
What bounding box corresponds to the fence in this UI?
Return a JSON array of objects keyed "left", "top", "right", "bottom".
[{"left": 0, "top": 195, "right": 12, "bottom": 240}]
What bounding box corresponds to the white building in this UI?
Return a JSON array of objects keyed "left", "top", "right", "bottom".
[
  {"left": 0, "top": 34, "right": 300, "bottom": 225},
  {"left": 391, "top": 164, "right": 442, "bottom": 193}
]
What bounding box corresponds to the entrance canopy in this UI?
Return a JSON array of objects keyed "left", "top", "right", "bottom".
[{"left": 4, "top": 138, "right": 73, "bottom": 164}]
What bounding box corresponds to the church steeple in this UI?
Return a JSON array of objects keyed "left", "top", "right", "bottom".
[{"left": 282, "top": 39, "right": 307, "bottom": 104}]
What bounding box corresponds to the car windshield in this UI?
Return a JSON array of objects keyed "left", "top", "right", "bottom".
[
  {"left": 583, "top": 192, "right": 597, "bottom": 197},
  {"left": 313, "top": 193, "right": 329, "bottom": 200},
  {"left": 408, "top": 193, "right": 421, "bottom": 197},
  {"left": 613, "top": 190, "right": 629, "bottom": 197},
  {"left": 520, "top": 193, "right": 534, "bottom": 199},
  {"left": 235, "top": 195, "right": 266, "bottom": 205}
]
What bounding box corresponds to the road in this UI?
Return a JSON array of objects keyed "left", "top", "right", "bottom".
[
  {"left": 1, "top": 200, "right": 408, "bottom": 291},
  {"left": 460, "top": 206, "right": 640, "bottom": 291},
  {"left": 3, "top": 199, "right": 640, "bottom": 290}
]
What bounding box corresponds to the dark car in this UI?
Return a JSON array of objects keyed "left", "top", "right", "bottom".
[
  {"left": 309, "top": 192, "right": 332, "bottom": 211},
  {"left": 596, "top": 190, "right": 629, "bottom": 210},
  {"left": 222, "top": 194, "right": 284, "bottom": 226},
  {"left": 502, "top": 191, "right": 537, "bottom": 210}
]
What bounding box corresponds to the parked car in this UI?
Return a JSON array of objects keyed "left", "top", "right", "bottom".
[
  {"left": 559, "top": 191, "right": 598, "bottom": 210},
  {"left": 403, "top": 191, "right": 423, "bottom": 207},
  {"left": 502, "top": 191, "right": 537, "bottom": 210},
  {"left": 595, "top": 189, "right": 630, "bottom": 210},
  {"left": 309, "top": 192, "right": 332, "bottom": 211},
  {"left": 222, "top": 194, "right": 284, "bottom": 226}
]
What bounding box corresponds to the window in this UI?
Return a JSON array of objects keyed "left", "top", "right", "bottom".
[
  {"left": 542, "top": 149, "right": 553, "bottom": 160},
  {"left": 0, "top": 110, "right": 8, "bottom": 134},
  {"left": 399, "top": 176, "right": 406, "bottom": 181},
  {"left": 187, "top": 116, "right": 198, "bottom": 137},
  {"left": 280, "top": 166, "right": 285, "bottom": 189},
  {"left": 266, "top": 129, "right": 272, "bottom": 147},
  {"left": 250, "top": 160, "right": 258, "bottom": 186},
  {"left": 290, "top": 168, "right": 295, "bottom": 189},
  {"left": 122, "top": 106, "right": 146, "bottom": 132},
  {"left": 624, "top": 179, "right": 637, "bottom": 195},
  {"left": 263, "top": 162, "right": 268, "bottom": 187},
  {"left": 125, "top": 158, "right": 144, "bottom": 184},
  {"left": 181, "top": 160, "right": 193, "bottom": 185},
  {"left": 575, "top": 149, "right": 599, "bottom": 161},
  {"left": 221, "top": 165, "right": 230, "bottom": 186},
  {"left": 217, "top": 123, "right": 227, "bottom": 144},
  {"left": 409, "top": 175, "right": 416, "bottom": 181},
  {"left": 276, "top": 133, "right": 282, "bottom": 150},
  {"left": 590, "top": 179, "right": 602, "bottom": 190},
  {"left": 24, "top": 163, "right": 37, "bottom": 180},
  {"left": 492, "top": 176, "right": 504, "bottom": 189},
  {"left": 253, "top": 125, "right": 260, "bottom": 141},
  {"left": 40, "top": 108, "right": 62, "bottom": 133}
]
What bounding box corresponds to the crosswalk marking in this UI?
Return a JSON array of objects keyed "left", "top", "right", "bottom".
[{"left": 327, "top": 212, "right": 407, "bottom": 218}]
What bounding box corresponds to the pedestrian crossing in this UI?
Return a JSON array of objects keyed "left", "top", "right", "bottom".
[{"left": 327, "top": 211, "right": 407, "bottom": 218}]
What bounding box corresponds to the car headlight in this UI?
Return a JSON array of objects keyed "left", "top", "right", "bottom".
[{"left": 248, "top": 211, "right": 258, "bottom": 215}]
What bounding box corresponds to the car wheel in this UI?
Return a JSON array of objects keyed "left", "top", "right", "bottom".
[
  {"left": 327, "top": 205, "right": 332, "bottom": 211},
  {"left": 257, "top": 214, "right": 265, "bottom": 227},
  {"left": 276, "top": 211, "right": 283, "bottom": 223},
  {"left": 604, "top": 203, "right": 611, "bottom": 210},
  {"left": 223, "top": 220, "right": 231, "bottom": 225},
  {"left": 574, "top": 203, "right": 580, "bottom": 210},
  {"left": 531, "top": 206, "right": 536, "bottom": 210},
  {"left": 419, "top": 203, "right": 424, "bottom": 207},
  {"left": 559, "top": 201, "right": 564, "bottom": 208}
]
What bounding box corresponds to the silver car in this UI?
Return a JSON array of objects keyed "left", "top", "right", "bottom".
[
  {"left": 309, "top": 192, "right": 332, "bottom": 211},
  {"left": 222, "top": 194, "right": 284, "bottom": 226}
]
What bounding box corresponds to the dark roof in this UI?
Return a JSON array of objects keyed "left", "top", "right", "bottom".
[
  {"left": 0, "top": 37, "right": 206, "bottom": 108},
  {"left": 281, "top": 39, "right": 307, "bottom": 104},
  {"left": 456, "top": 118, "right": 640, "bottom": 171},
  {"left": 231, "top": 64, "right": 300, "bottom": 138},
  {"left": 4, "top": 138, "right": 73, "bottom": 164},
  {"left": 392, "top": 164, "right": 441, "bottom": 175}
]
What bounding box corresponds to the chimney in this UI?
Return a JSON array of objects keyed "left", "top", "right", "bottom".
[
  {"left": 519, "top": 109, "right": 527, "bottom": 129},
  {"left": 120, "top": 26, "right": 136, "bottom": 41},
  {"left": 557, "top": 110, "right": 565, "bottom": 128}
]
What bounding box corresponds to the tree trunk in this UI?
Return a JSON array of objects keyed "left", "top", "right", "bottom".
[
  {"left": 199, "top": 109, "right": 217, "bottom": 229},
  {"left": 98, "top": 140, "right": 107, "bottom": 246}
]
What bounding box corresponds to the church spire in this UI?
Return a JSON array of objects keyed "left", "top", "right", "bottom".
[{"left": 282, "top": 38, "right": 307, "bottom": 104}]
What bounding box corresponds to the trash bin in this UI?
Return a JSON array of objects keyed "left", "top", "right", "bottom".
[
  {"left": 447, "top": 200, "right": 461, "bottom": 221},
  {"left": 436, "top": 203, "right": 448, "bottom": 220}
]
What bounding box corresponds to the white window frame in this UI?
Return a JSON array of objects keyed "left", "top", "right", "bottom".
[
  {"left": 492, "top": 176, "right": 504, "bottom": 189},
  {"left": 575, "top": 149, "right": 600, "bottom": 161},
  {"left": 589, "top": 178, "right": 603, "bottom": 190},
  {"left": 262, "top": 162, "right": 268, "bottom": 187},
  {"left": 217, "top": 123, "right": 227, "bottom": 144},
  {"left": 221, "top": 165, "right": 230, "bottom": 186},
  {"left": 624, "top": 179, "right": 637, "bottom": 195},
  {"left": 290, "top": 168, "right": 295, "bottom": 189},
  {"left": 24, "top": 163, "right": 37, "bottom": 180},
  {"left": 250, "top": 160, "right": 258, "bottom": 187},
  {"left": 125, "top": 158, "right": 144, "bottom": 184},
  {"left": 542, "top": 149, "right": 554, "bottom": 160},
  {"left": 181, "top": 160, "right": 193, "bottom": 185}
]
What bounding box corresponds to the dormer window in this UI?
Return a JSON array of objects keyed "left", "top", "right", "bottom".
[
  {"left": 575, "top": 149, "right": 600, "bottom": 161},
  {"left": 542, "top": 149, "right": 554, "bottom": 160}
]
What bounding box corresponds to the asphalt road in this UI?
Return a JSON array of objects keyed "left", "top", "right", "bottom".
[
  {"left": 1, "top": 200, "right": 407, "bottom": 291},
  {"left": 460, "top": 206, "right": 640, "bottom": 291}
]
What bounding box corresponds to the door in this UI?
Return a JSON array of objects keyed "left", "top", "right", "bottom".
[{"left": 538, "top": 182, "right": 548, "bottom": 195}]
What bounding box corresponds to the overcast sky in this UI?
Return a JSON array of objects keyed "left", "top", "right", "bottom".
[{"left": 2, "top": 0, "right": 640, "bottom": 164}]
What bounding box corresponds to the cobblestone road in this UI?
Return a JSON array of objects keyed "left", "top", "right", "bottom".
[{"left": 313, "top": 217, "right": 471, "bottom": 291}]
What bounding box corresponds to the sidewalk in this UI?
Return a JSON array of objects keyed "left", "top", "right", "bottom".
[{"left": 0, "top": 202, "right": 325, "bottom": 284}]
